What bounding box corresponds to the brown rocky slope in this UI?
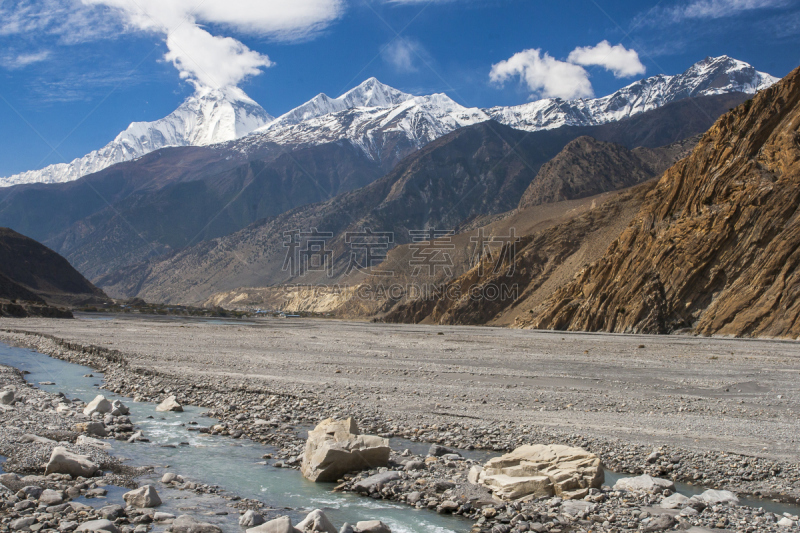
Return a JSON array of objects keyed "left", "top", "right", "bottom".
[{"left": 524, "top": 65, "right": 800, "bottom": 337}]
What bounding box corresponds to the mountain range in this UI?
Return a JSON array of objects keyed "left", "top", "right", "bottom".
[{"left": 0, "top": 56, "right": 777, "bottom": 188}]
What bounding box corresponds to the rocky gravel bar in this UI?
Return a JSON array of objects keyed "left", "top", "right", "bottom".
[{"left": 1, "top": 317, "right": 800, "bottom": 532}]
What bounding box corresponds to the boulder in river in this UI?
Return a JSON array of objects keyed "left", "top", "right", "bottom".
[
  {"left": 353, "top": 521, "right": 391, "bottom": 533},
  {"left": 169, "top": 515, "right": 222, "bottom": 533},
  {"left": 45, "top": 447, "right": 99, "bottom": 477},
  {"left": 479, "top": 444, "right": 603, "bottom": 500},
  {"left": 156, "top": 396, "right": 183, "bottom": 412},
  {"left": 688, "top": 489, "right": 739, "bottom": 505},
  {"left": 239, "top": 510, "right": 265, "bottom": 528},
  {"left": 83, "top": 395, "right": 113, "bottom": 416},
  {"left": 75, "top": 520, "right": 121, "bottom": 533},
  {"left": 613, "top": 474, "right": 675, "bottom": 494},
  {"left": 110, "top": 399, "right": 129, "bottom": 416},
  {"left": 75, "top": 421, "right": 108, "bottom": 437},
  {"left": 296, "top": 509, "right": 337, "bottom": 533},
  {"left": 246, "top": 516, "right": 300, "bottom": 533},
  {"left": 301, "top": 418, "right": 390, "bottom": 482},
  {"left": 123, "top": 485, "right": 162, "bottom": 508}
]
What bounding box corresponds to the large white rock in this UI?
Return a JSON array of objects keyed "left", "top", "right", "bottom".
[
  {"left": 83, "top": 396, "right": 113, "bottom": 417},
  {"left": 170, "top": 515, "right": 222, "bottom": 533},
  {"left": 660, "top": 492, "right": 689, "bottom": 509},
  {"left": 689, "top": 489, "right": 739, "bottom": 505},
  {"left": 354, "top": 521, "right": 391, "bottom": 533},
  {"left": 479, "top": 444, "right": 604, "bottom": 500},
  {"left": 123, "top": 485, "right": 162, "bottom": 508},
  {"left": 246, "top": 516, "right": 300, "bottom": 533},
  {"left": 110, "top": 400, "right": 129, "bottom": 416},
  {"left": 296, "top": 509, "right": 336, "bottom": 533},
  {"left": 613, "top": 474, "right": 675, "bottom": 494},
  {"left": 45, "top": 447, "right": 99, "bottom": 477},
  {"left": 76, "top": 520, "right": 121, "bottom": 533},
  {"left": 156, "top": 396, "right": 183, "bottom": 412},
  {"left": 300, "top": 418, "right": 390, "bottom": 483},
  {"left": 239, "top": 510, "right": 265, "bottom": 528}
]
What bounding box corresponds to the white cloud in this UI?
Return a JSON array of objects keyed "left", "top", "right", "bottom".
[
  {"left": 567, "top": 41, "right": 645, "bottom": 78},
  {"left": 1, "top": 51, "right": 51, "bottom": 70},
  {"left": 381, "top": 38, "right": 426, "bottom": 72},
  {"left": 1, "top": 0, "right": 344, "bottom": 90},
  {"left": 644, "top": 0, "right": 788, "bottom": 23},
  {"left": 0, "top": 0, "right": 120, "bottom": 44},
  {"left": 490, "top": 49, "right": 594, "bottom": 100},
  {"left": 79, "top": 0, "right": 344, "bottom": 89},
  {"left": 164, "top": 26, "right": 273, "bottom": 89}
]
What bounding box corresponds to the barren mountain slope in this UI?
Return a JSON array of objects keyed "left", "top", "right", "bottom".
[{"left": 525, "top": 66, "right": 800, "bottom": 337}]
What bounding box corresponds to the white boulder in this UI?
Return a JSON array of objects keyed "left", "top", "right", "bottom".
[
  {"left": 296, "top": 509, "right": 336, "bottom": 533},
  {"left": 246, "top": 516, "right": 300, "bottom": 533},
  {"left": 300, "top": 418, "right": 390, "bottom": 483},
  {"left": 83, "top": 396, "right": 113, "bottom": 417},
  {"left": 479, "top": 444, "right": 604, "bottom": 500},
  {"left": 156, "top": 396, "right": 183, "bottom": 412},
  {"left": 45, "top": 447, "right": 99, "bottom": 477},
  {"left": 613, "top": 474, "right": 675, "bottom": 494},
  {"left": 123, "top": 485, "right": 162, "bottom": 508}
]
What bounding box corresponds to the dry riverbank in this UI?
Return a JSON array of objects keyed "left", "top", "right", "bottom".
[{"left": 1, "top": 315, "right": 799, "bottom": 530}]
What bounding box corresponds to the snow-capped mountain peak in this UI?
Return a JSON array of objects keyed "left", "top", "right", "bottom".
[
  {"left": 484, "top": 55, "right": 778, "bottom": 132},
  {"left": 244, "top": 83, "right": 487, "bottom": 165},
  {"left": 0, "top": 86, "right": 273, "bottom": 187},
  {"left": 257, "top": 77, "right": 414, "bottom": 132}
]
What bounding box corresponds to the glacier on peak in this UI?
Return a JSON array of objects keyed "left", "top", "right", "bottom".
[{"left": 0, "top": 86, "right": 273, "bottom": 188}]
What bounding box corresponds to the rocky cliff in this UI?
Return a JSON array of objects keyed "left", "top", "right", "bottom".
[{"left": 525, "top": 66, "right": 800, "bottom": 337}]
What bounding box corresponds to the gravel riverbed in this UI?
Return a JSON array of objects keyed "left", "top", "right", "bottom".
[{"left": 1, "top": 317, "right": 800, "bottom": 532}]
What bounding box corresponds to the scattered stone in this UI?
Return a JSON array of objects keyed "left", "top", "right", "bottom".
[
  {"left": 246, "top": 516, "right": 300, "bottom": 533},
  {"left": 38, "top": 488, "right": 65, "bottom": 505},
  {"left": 83, "top": 395, "right": 113, "bottom": 416},
  {"left": 45, "top": 447, "right": 99, "bottom": 477},
  {"left": 156, "top": 396, "right": 183, "bottom": 412},
  {"left": 296, "top": 509, "right": 337, "bottom": 533},
  {"left": 75, "top": 520, "right": 121, "bottom": 533},
  {"left": 643, "top": 513, "right": 676, "bottom": 532},
  {"left": 0, "top": 389, "right": 14, "bottom": 405},
  {"left": 169, "top": 515, "right": 222, "bottom": 533},
  {"left": 239, "top": 510, "right": 265, "bottom": 528},
  {"left": 123, "top": 485, "right": 162, "bottom": 508},
  {"left": 77, "top": 435, "right": 112, "bottom": 449},
  {"left": 613, "top": 474, "right": 675, "bottom": 494},
  {"left": 353, "top": 471, "right": 401, "bottom": 494},
  {"left": 353, "top": 521, "right": 391, "bottom": 533}
]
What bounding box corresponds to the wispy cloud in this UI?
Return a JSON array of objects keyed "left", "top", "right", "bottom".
[
  {"left": 381, "top": 38, "right": 427, "bottom": 72},
  {"left": 0, "top": 0, "right": 122, "bottom": 44},
  {"left": 25, "top": 70, "right": 144, "bottom": 103},
  {"left": 639, "top": 0, "right": 788, "bottom": 25},
  {"left": 1, "top": 50, "right": 51, "bottom": 70}
]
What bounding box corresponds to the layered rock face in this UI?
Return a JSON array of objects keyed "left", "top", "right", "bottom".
[
  {"left": 527, "top": 66, "right": 800, "bottom": 337},
  {"left": 301, "top": 418, "right": 390, "bottom": 482},
  {"left": 477, "top": 444, "right": 604, "bottom": 500}
]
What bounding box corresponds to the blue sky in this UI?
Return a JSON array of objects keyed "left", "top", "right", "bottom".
[{"left": 0, "top": 0, "right": 798, "bottom": 177}]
